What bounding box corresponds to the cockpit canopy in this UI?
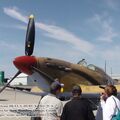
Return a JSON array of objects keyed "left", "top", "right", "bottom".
[{"left": 77, "top": 59, "right": 114, "bottom": 84}]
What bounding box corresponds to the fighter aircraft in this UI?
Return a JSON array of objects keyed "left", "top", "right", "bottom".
[{"left": 0, "top": 15, "right": 114, "bottom": 93}]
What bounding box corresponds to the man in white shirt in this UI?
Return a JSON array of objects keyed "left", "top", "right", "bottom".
[{"left": 40, "top": 81, "right": 63, "bottom": 120}]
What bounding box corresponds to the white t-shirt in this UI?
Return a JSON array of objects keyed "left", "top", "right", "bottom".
[
  {"left": 39, "top": 93, "right": 63, "bottom": 120},
  {"left": 101, "top": 95, "right": 120, "bottom": 120}
]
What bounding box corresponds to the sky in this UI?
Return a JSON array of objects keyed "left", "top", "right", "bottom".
[{"left": 0, "top": 0, "right": 120, "bottom": 77}]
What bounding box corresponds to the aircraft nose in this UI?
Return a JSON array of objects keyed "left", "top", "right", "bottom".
[{"left": 13, "top": 56, "right": 37, "bottom": 75}]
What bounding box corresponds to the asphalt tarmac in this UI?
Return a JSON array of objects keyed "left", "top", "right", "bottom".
[
  {"left": 0, "top": 87, "right": 97, "bottom": 120},
  {"left": 0, "top": 88, "right": 41, "bottom": 120}
]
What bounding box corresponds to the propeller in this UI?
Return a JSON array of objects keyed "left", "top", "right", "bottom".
[
  {"left": 25, "top": 15, "right": 35, "bottom": 56},
  {"left": 0, "top": 71, "right": 21, "bottom": 93},
  {"left": 0, "top": 15, "right": 35, "bottom": 93}
]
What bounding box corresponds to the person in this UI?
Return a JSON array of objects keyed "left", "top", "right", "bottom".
[
  {"left": 95, "top": 102, "right": 103, "bottom": 120},
  {"left": 61, "top": 85, "right": 95, "bottom": 120},
  {"left": 39, "top": 81, "right": 63, "bottom": 120},
  {"left": 96, "top": 85, "right": 120, "bottom": 120}
]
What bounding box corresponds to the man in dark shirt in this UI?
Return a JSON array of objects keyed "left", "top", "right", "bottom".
[{"left": 61, "top": 85, "right": 95, "bottom": 120}]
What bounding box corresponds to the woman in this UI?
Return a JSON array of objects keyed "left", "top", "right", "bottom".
[{"left": 97, "top": 85, "right": 120, "bottom": 120}]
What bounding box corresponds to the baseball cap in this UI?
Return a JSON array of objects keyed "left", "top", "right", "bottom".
[
  {"left": 72, "top": 85, "right": 82, "bottom": 94},
  {"left": 50, "top": 81, "right": 64, "bottom": 91},
  {"left": 99, "top": 85, "right": 106, "bottom": 89}
]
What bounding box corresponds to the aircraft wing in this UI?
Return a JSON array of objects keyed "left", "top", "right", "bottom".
[
  {"left": 7, "top": 85, "right": 32, "bottom": 92},
  {"left": 7, "top": 85, "right": 120, "bottom": 110},
  {"left": 58, "top": 92, "right": 100, "bottom": 110},
  {"left": 7, "top": 86, "right": 100, "bottom": 110}
]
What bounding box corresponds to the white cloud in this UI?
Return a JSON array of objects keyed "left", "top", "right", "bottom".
[
  {"left": 104, "top": 0, "right": 119, "bottom": 10},
  {"left": 3, "top": 7, "right": 94, "bottom": 54},
  {"left": 97, "top": 20, "right": 118, "bottom": 42},
  {"left": 3, "top": 7, "right": 27, "bottom": 23},
  {"left": 14, "top": 25, "right": 26, "bottom": 30},
  {"left": 101, "top": 46, "right": 120, "bottom": 60},
  {"left": 89, "top": 14, "right": 118, "bottom": 42},
  {"left": 0, "top": 41, "right": 19, "bottom": 50},
  {"left": 36, "top": 22, "right": 94, "bottom": 54}
]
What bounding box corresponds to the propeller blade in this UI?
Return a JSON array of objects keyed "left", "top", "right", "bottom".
[
  {"left": 25, "top": 15, "right": 35, "bottom": 56},
  {"left": 0, "top": 71, "right": 21, "bottom": 93}
]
